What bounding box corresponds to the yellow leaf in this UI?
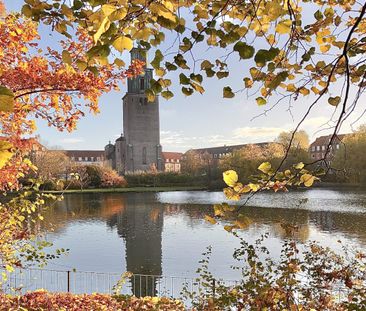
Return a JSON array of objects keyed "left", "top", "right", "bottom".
[
  {"left": 300, "top": 174, "right": 316, "bottom": 187},
  {"left": 101, "top": 4, "right": 116, "bottom": 16},
  {"left": 93, "top": 16, "right": 111, "bottom": 42},
  {"left": 320, "top": 44, "right": 331, "bottom": 53},
  {"left": 0, "top": 140, "right": 13, "bottom": 169},
  {"left": 223, "top": 170, "right": 238, "bottom": 187},
  {"left": 276, "top": 19, "right": 292, "bottom": 34},
  {"left": 299, "top": 87, "right": 310, "bottom": 96},
  {"left": 258, "top": 162, "right": 272, "bottom": 174},
  {"left": 286, "top": 84, "right": 297, "bottom": 92},
  {"left": 113, "top": 36, "right": 133, "bottom": 52},
  {"left": 204, "top": 215, "right": 217, "bottom": 225},
  {"left": 0, "top": 86, "right": 14, "bottom": 112},
  {"left": 114, "top": 58, "right": 125, "bottom": 67}
]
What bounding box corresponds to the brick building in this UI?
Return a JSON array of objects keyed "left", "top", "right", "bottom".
[
  {"left": 309, "top": 134, "right": 347, "bottom": 161},
  {"left": 184, "top": 142, "right": 277, "bottom": 166},
  {"left": 65, "top": 150, "right": 105, "bottom": 166},
  {"left": 105, "top": 47, "right": 162, "bottom": 174},
  {"left": 162, "top": 152, "right": 182, "bottom": 173}
]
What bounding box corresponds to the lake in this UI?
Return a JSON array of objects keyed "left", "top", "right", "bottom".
[{"left": 38, "top": 188, "right": 366, "bottom": 282}]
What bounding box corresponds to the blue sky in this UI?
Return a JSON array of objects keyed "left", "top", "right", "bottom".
[{"left": 4, "top": 0, "right": 366, "bottom": 152}]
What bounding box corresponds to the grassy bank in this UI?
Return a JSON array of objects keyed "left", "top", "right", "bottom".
[{"left": 44, "top": 185, "right": 207, "bottom": 194}]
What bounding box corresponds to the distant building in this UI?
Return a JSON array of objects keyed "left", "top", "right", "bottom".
[
  {"left": 105, "top": 47, "right": 162, "bottom": 174},
  {"left": 162, "top": 152, "right": 182, "bottom": 173},
  {"left": 184, "top": 142, "right": 276, "bottom": 166},
  {"left": 309, "top": 134, "right": 348, "bottom": 161},
  {"left": 65, "top": 150, "right": 105, "bottom": 166}
]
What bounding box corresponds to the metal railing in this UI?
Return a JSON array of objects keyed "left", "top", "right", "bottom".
[
  {"left": 1, "top": 268, "right": 236, "bottom": 299},
  {"left": 1, "top": 268, "right": 352, "bottom": 305}
]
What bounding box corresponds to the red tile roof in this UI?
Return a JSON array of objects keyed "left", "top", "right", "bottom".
[
  {"left": 65, "top": 150, "right": 105, "bottom": 159},
  {"left": 309, "top": 134, "right": 348, "bottom": 147},
  {"left": 162, "top": 152, "right": 183, "bottom": 161}
]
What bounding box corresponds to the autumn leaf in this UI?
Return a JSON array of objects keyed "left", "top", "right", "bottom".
[
  {"left": 0, "top": 141, "right": 13, "bottom": 169},
  {"left": 233, "top": 42, "right": 255, "bottom": 59},
  {"left": 0, "top": 86, "right": 14, "bottom": 112},
  {"left": 276, "top": 19, "right": 292, "bottom": 34},
  {"left": 223, "top": 86, "right": 235, "bottom": 98},
  {"left": 328, "top": 96, "right": 341, "bottom": 107},
  {"left": 300, "top": 174, "right": 316, "bottom": 187},
  {"left": 258, "top": 162, "right": 272, "bottom": 174},
  {"left": 204, "top": 215, "right": 217, "bottom": 225},
  {"left": 113, "top": 36, "right": 133, "bottom": 52},
  {"left": 223, "top": 170, "right": 238, "bottom": 187}
]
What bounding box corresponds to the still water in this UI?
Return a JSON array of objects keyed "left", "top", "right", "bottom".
[{"left": 43, "top": 189, "right": 366, "bottom": 281}]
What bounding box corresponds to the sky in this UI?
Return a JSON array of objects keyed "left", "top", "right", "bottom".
[{"left": 4, "top": 0, "right": 366, "bottom": 152}]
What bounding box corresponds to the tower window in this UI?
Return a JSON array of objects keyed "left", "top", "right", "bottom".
[
  {"left": 142, "top": 147, "right": 147, "bottom": 164},
  {"left": 140, "top": 78, "right": 145, "bottom": 90}
]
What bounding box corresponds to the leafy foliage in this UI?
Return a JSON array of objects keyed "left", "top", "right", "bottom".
[
  {"left": 183, "top": 233, "right": 366, "bottom": 310},
  {"left": 0, "top": 291, "right": 185, "bottom": 310},
  {"left": 0, "top": 183, "right": 67, "bottom": 283},
  {"left": 21, "top": 0, "right": 366, "bottom": 119},
  {"left": 0, "top": 9, "right": 141, "bottom": 277},
  {"left": 333, "top": 125, "right": 366, "bottom": 184}
]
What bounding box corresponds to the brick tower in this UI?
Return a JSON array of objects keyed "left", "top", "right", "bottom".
[{"left": 120, "top": 47, "right": 162, "bottom": 173}]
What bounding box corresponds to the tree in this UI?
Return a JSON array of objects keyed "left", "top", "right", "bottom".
[
  {"left": 333, "top": 125, "right": 366, "bottom": 184},
  {"left": 275, "top": 130, "right": 310, "bottom": 167},
  {"left": 181, "top": 150, "right": 202, "bottom": 176},
  {"left": 276, "top": 130, "right": 309, "bottom": 151},
  {"left": 0, "top": 7, "right": 142, "bottom": 277},
  {"left": 24, "top": 1, "right": 366, "bottom": 148},
  {"left": 220, "top": 143, "right": 284, "bottom": 183},
  {"left": 31, "top": 149, "right": 70, "bottom": 181}
]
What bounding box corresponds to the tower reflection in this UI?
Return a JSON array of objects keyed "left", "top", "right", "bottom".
[{"left": 107, "top": 193, "right": 163, "bottom": 297}]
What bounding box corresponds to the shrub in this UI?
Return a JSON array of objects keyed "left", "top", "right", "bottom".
[
  {"left": 100, "top": 167, "right": 127, "bottom": 188},
  {"left": 125, "top": 172, "right": 205, "bottom": 187},
  {"left": 0, "top": 291, "right": 185, "bottom": 310},
  {"left": 40, "top": 180, "right": 64, "bottom": 191},
  {"left": 85, "top": 165, "right": 102, "bottom": 188}
]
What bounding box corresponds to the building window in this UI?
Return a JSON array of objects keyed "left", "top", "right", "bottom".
[
  {"left": 311, "top": 146, "right": 315, "bottom": 152},
  {"left": 91, "top": 157, "right": 94, "bottom": 161},
  {"left": 85, "top": 157, "right": 88, "bottom": 161},
  {"left": 336, "top": 144, "right": 340, "bottom": 149},
  {"left": 142, "top": 147, "right": 147, "bottom": 164},
  {"left": 78, "top": 157, "right": 82, "bottom": 161},
  {"left": 140, "top": 78, "right": 145, "bottom": 90},
  {"left": 71, "top": 157, "right": 75, "bottom": 161},
  {"left": 316, "top": 146, "right": 320, "bottom": 151},
  {"left": 177, "top": 159, "right": 179, "bottom": 163},
  {"left": 322, "top": 145, "right": 326, "bottom": 151},
  {"left": 97, "top": 157, "right": 100, "bottom": 161}
]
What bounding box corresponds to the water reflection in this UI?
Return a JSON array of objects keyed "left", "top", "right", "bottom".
[
  {"left": 106, "top": 195, "right": 163, "bottom": 297},
  {"left": 42, "top": 190, "right": 366, "bottom": 291}
]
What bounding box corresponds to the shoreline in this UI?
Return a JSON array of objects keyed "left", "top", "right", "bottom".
[{"left": 44, "top": 185, "right": 208, "bottom": 194}]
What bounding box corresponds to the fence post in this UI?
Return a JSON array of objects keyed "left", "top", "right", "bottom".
[
  {"left": 67, "top": 271, "right": 70, "bottom": 293},
  {"left": 212, "top": 279, "right": 216, "bottom": 300}
]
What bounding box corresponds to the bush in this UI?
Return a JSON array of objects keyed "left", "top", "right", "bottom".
[
  {"left": 125, "top": 172, "right": 205, "bottom": 187},
  {"left": 0, "top": 291, "right": 185, "bottom": 310},
  {"left": 85, "top": 165, "right": 102, "bottom": 188},
  {"left": 40, "top": 180, "right": 64, "bottom": 191},
  {"left": 100, "top": 167, "right": 127, "bottom": 188}
]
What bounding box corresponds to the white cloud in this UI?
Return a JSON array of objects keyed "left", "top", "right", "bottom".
[
  {"left": 232, "top": 126, "right": 286, "bottom": 141},
  {"left": 59, "top": 137, "right": 85, "bottom": 144},
  {"left": 161, "top": 126, "right": 289, "bottom": 152}
]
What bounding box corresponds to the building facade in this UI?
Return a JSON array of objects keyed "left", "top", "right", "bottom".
[
  {"left": 309, "top": 134, "right": 346, "bottom": 161},
  {"left": 162, "top": 152, "right": 182, "bottom": 173},
  {"left": 105, "top": 48, "right": 163, "bottom": 174},
  {"left": 183, "top": 142, "right": 277, "bottom": 166},
  {"left": 65, "top": 150, "right": 105, "bottom": 166}
]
